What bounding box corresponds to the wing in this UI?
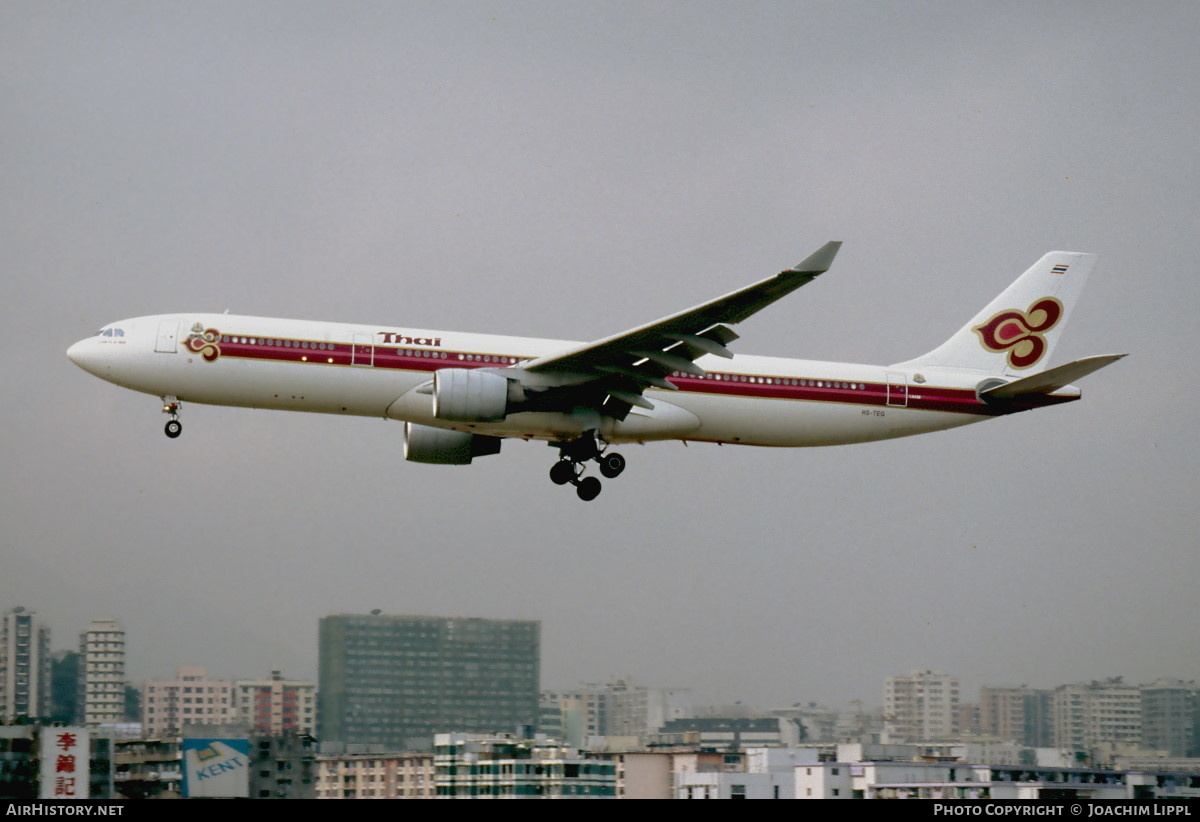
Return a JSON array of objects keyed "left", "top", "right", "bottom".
[{"left": 512, "top": 241, "right": 841, "bottom": 420}]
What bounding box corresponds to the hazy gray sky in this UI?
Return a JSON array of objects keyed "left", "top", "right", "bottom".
[{"left": 3, "top": 1, "right": 1197, "bottom": 709}]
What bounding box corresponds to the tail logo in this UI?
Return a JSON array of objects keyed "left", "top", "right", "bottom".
[
  {"left": 185, "top": 323, "right": 222, "bottom": 362},
  {"left": 972, "top": 297, "right": 1063, "bottom": 370}
]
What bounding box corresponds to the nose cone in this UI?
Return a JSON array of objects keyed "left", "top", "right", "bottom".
[{"left": 67, "top": 338, "right": 103, "bottom": 376}]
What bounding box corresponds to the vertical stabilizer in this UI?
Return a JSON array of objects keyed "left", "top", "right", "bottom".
[{"left": 891, "top": 251, "right": 1096, "bottom": 375}]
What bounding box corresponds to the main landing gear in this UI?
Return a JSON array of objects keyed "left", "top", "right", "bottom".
[
  {"left": 549, "top": 433, "right": 626, "bottom": 501},
  {"left": 162, "top": 397, "right": 182, "bottom": 438}
]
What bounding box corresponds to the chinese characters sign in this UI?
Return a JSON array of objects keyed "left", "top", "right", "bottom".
[{"left": 39, "top": 727, "right": 89, "bottom": 799}]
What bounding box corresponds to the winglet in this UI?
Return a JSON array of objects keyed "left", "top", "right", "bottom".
[{"left": 789, "top": 241, "right": 842, "bottom": 274}]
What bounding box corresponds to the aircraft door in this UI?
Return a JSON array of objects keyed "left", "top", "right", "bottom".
[
  {"left": 155, "top": 321, "right": 179, "bottom": 353},
  {"left": 351, "top": 333, "right": 374, "bottom": 366},
  {"left": 886, "top": 372, "right": 908, "bottom": 407}
]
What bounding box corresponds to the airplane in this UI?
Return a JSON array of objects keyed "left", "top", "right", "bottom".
[{"left": 67, "top": 242, "right": 1124, "bottom": 501}]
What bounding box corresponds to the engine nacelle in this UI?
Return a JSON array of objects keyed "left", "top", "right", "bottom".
[
  {"left": 403, "top": 423, "right": 503, "bottom": 465},
  {"left": 433, "top": 368, "right": 516, "bottom": 422}
]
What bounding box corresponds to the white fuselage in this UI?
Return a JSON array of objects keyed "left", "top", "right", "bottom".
[{"left": 67, "top": 313, "right": 1070, "bottom": 448}]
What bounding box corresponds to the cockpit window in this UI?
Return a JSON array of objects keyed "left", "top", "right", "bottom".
[{"left": 98, "top": 328, "right": 125, "bottom": 338}]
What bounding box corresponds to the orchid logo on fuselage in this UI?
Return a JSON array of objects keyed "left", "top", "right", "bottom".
[
  {"left": 972, "top": 297, "right": 1063, "bottom": 370},
  {"left": 185, "top": 323, "right": 222, "bottom": 362}
]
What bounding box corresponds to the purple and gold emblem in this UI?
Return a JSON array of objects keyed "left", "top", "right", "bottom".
[
  {"left": 972, "top": 297, "right": 1063, "bottom": 370},
  {"left": 185, "top": 323, "right": 222, "bottom": 362}
]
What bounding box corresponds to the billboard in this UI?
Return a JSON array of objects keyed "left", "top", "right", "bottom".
[
  {"left": 39, "top": 727, "right": 89, "bottom": 799},
  {"left": 182, "top": 738, "right": 250, "bottom": 798}
]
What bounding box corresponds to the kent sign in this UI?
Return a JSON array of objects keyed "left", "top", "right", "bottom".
[{"left": 182, "top": 738, "right": 250, "bottom": 798}]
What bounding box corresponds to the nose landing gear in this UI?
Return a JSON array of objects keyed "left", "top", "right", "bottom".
[
  {"left": 162, "top": 397, "right": 182, "bottom": 438},
  {"left": 549, "top": 433, "right": 625, "bottom": 501}
]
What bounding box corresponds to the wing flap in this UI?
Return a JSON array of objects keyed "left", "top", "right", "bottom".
[{"left": 663, "top": 332, "right": 735, "bottom": 359}]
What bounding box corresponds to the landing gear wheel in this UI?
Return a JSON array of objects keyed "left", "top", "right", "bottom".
[
  {"left": 598, "top": 452, "right": 626, "bottom": 478},
  {"left": 549, "top": 460, "right": 576, "bottom": 486},
  {"left": 576, "top": 476, "right": 602, "bottom": 501},
  {"left": 164, "top": 419, "right": 182, "bottom": 439}
]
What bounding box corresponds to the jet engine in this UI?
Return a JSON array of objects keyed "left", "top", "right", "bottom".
[
  {"left": 432, "top": 368, "right": 521, "bottom": 422},
  {"left": 403, "top": 422, "right": 502, "bottom": 465}
]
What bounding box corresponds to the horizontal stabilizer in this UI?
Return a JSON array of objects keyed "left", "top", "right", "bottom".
[{"left": 981, "top": 354, "right": 1126, "bottom": 400}]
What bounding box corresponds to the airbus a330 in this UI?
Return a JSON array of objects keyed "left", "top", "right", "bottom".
[{"left": 67, "top": 242, "right": 1123, "bottom": 500}]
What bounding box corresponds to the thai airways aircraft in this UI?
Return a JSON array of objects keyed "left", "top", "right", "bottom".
[{"left": 67, "top": 243, "right": 1123, "bottom": 500}]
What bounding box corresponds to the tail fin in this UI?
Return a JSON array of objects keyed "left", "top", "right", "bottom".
[{"left": 892, "top": 251, "right": 1096, "bottom": 375}]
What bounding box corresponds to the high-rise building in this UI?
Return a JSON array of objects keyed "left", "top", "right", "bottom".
[
  {"left": 142, "top": 666, "right": 234, "bottom": 737},
  {"left": 884, "top": 669, "right": 959, "bottom": 741},
  {"left": 1140, "top": 680, "right": 1196, "bottom": 758},
  {"left": 605, "top": 678, "right": 693, "bottom": 740},
  {"left": 1052, "top": 679, "right": 1143, "bottom": 751},
  {"left": 541, "top": 684, "right": 608, "bottom": 747},
  {"left": 542, "top": 679, "right": 694, "bottom": 745},
  {"left": 1, "top": 607, "right": 52, "bottom": 720},
  {"left": 980, "top": 686, "right": 1053, "bottom": 747},
  {"left": 318, "top": 613, "right": 540, "bottom": 750},
  {"left": 79, "top": 618, "right": 126, "bottom": 726},
  {"left": 234, "top": 669, "right": 316, "bottom": 735}
]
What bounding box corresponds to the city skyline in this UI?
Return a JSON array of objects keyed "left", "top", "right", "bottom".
[
  {"left": 5, "top": 603, "right": 1198, "bottom": 721},
  {"left": 3, "top": 2, "right": 1198, "bottom": 709}
]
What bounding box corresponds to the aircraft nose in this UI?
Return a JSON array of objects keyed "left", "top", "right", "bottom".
[{"left": 67, "top": 338, "right": 103, "bottom": 375}]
